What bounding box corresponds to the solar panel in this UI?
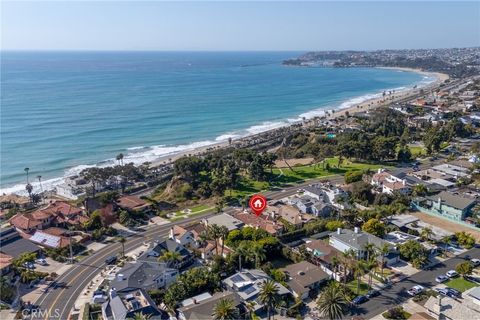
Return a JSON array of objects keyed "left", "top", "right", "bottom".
[
  {"left": 30, "top": 232, "right": 60, "bottom": 248},
  {"left": 243, "top": 286, "right": 256, "bottom": 295},
  {"left": 231, "top": 274, "right": 244, "bottom": 283}
]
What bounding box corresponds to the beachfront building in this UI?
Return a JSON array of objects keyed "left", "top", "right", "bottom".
[{"left": 411, "top": 191, "right": 477, "bottom": 222}]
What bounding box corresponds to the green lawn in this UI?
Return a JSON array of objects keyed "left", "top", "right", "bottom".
[
  {"left": 445, "top": 277, "right": 477, "bottom": 292},
  {"left": 228, "top": 178, "right": 269, "bottom": 198},
  {"left": 409, "top": 146, "right": 425, "bottom": 157},
  {"left": 346, "top": 280, "right": 370, "bottom": 296},
  {"left": 272, "top": 157, "right": 385, "bottom": 185}
]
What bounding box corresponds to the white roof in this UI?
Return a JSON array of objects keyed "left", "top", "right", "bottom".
[{"left": 427, "top": 178, "right": 455, "bottom": 187}]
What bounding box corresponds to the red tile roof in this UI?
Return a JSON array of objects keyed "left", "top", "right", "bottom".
[
  {"left": 116, "top": 195, "right": 149, "bottom": 210},
  {"left": 0, "top": 253, "right": 13, "bottom": 270},
  {"left": 9, "top": 214, "right": 43, "bottom": 230},
  {"left": 232, "top": 211, "right": 283, "bottom": 235}
]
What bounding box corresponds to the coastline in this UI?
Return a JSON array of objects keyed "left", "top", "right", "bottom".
[
  {"left": 0, "top": 67, "right": 448, "bottom": 196},
  {"left": 148, "top": 67, "right": 449, "bottom": 166}
]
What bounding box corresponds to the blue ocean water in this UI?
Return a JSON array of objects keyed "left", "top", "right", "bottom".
[{"left": 1, "top": 51, "right": 428, "bottom": 193}]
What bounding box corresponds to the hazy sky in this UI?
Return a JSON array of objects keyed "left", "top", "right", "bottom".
[{"left": 2, "top": 1, "right": 479, "bottom": 51}]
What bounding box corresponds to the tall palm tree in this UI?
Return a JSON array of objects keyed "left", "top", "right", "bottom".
[
  {"left": 212, "top": 298, "right": 239, "bottom": 320},
  {"left": 219, "top": 225, "right": 229, "bottom": 257},
  {"left": 158, "top": 251, "right": 182, "bottom": 268},
  {"left": 25, "top": 183, "right": 33, "bottom": 203},
  {"left": 376, "top": 243, "right": 390, "bottom": 277},
  {"left": 331, "top": 256, "right": 340, "bottom": 281},
  {"left": 363, "top": 242, "right": 376, "bottom": 262},
  {"left": 341, "top": 249, "right": 356, "bottom": 286},
  {"left": 250, "top": 243, "right": 266, "bottom": 268},
  {"left": 259, "top": 280, "right": 279, "bottom": 320},
  {"left": 198, "top": 231, "right": 208, "bottom": 258},
  {"left": 316, "top": 282, "right": 349, "bottom": 320},
  {"left": 37, "top": 175, "right": 43, "bottom": 192},
  {"left": 207, "top": 224, "right": 223, "bottom": 256},
  {"left": 235, "top": 242, "right": 252, "bottom": 270},
  {"left": 117, "top": 236, "right": 126, "bottom": 258},
  {"left": 116, "top": 153, "right": 124, "bottom": 166},
  {"left": 24, "top": 167, "right": 30, "bottom": 183},
  {"left": 353, "top": 260, "right": 366, "bottom": 295}
]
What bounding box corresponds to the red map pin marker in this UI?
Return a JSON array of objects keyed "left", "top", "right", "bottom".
[{"left": 249, "top": 194, "right": 267, "bottom": 216}]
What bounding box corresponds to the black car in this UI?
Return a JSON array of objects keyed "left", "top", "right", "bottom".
[
  {"left": 445, "top": 287, "right": 461, "bottom": 298},
  {"left": 366, "top": 290, "right": 380, "bottom": 298},
  {"left": 105, "top": 256, "right": 117, "bottom": 265},
  {"left": 352, "top": 295, "right": 368, "bottom": 305}
]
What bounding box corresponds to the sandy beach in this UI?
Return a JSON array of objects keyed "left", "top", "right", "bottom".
[{"left": 150, "top": 67, "right": 449, "bottom": 168}]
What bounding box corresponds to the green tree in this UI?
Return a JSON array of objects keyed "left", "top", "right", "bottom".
[
  {"left": 0, "top": 277, "right": 15, "bottom": 303},
  {"left": 117, "top": 236, "right": 126, "bottom": 258},
  {"left": 250, "top": 242, "right": 266, "bottom": 268},
  {"left": 456, "top": 261, "right": 474, "bottom": 278},
  {"left": 420, "top": 227, "right": 434, "bottom": 242},
  {"left": 376, "top": 243, "right": 390, "bottom": 277},
  {"left": 316, "top": 282, "right": 349, "bottom": 320},
  {"left": 362, "top": 218, "right": 386, "bottom": 237},
  {"left": 212, "top": 298, "right": 239, "bottom": 320},
  {"left": 259, "top": 280, "right": 280, "bottom": 320}
]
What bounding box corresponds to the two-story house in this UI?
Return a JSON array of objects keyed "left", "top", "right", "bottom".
[{"left": 411, "top": 191, "right": 477, "bottom": 222}]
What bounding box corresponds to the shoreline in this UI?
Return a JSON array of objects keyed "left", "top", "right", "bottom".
[{"left": 0, "top": 67, "right": 448, "bottom": 195}]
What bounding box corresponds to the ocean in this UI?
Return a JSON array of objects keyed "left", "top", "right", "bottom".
[{"left": 1, "top": 51, "right": 431, "bottom": 194}]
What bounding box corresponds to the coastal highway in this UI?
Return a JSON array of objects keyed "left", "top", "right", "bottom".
[{"left": 32, "top": 174, "right": 344, "bottom": 319}]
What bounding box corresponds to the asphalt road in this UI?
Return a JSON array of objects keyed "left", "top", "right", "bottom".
[{"left": 350, "top": 247, "right": 480, "bottom": 319}]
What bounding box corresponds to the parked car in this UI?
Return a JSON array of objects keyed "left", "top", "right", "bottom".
[
  {"left": 105, "top": 256, "right": 117, "bottom": 265},
  {"left": 352, "top": 295, "right": 368, "bottom": 305},
  {"left": 434, "top": 288, "right": 449, "bottom": 297},
  {"left": 471, "top": 258, "right": 480, "bottom": 267},
  {"left": 445, "top": 287, "right": 461, "bottom": 298},
  {"left": 446, "top": 270, "right": 459, "bottom": 278},
  {"left": 407, "top": 285, "right": 425, "bottom": 296},
  {"left": 366, "top": 290, "right": 380, "bottom": 298},
  {"left": 435, "top": 275, "right": 449, "bottom": 283},
  {"left": 35, "top": 258, "right": 48, "bottom": 266}
]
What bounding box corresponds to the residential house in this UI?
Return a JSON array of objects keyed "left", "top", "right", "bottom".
[
  {"left": 265, "top": 204, "right": 313, "bottom": 228},
  {"left": 110, "top": 262, "right": 178, "bottom": 293},
  {"left": 178, "top": 291, "right": 243, "bottom": 320},
  {"left": 329, "top": 228, "right": 399, "bottom": 266},
  {"left": 101, "top": 289, "right": 163, "bottom": 320},
  {"left": 288, "top": 196, "right": 335, "bottom": 218},
  {"left": 140, "top": 239, "right": 194, "bottom": 269},
  {"left": 223, "top": 269, "right": 290, "bottom": 312},
  {"left": 424, "top": 295, "right": 480, "bottom": 320},
  {"left": 303, "top": 183, "right": 348, "bottom": 209},
  {"left": 305, "top": 239, "right": 343, "bottom": 279},
  {"left": 411, "top": 191, "right": 477, "bottom": 222},
  {"left": 116, "top": 195, "right": 150, "bottom": 212},
  {"left": 371, "top": 169, "right": 411, "bottom": 195},
  {"left": 281, "top": 261, "right": 330, "bottom": 300},
  {"left": 203, "top": 213, "right": 244, "bottom": 231},
  {"left": 0, "top": 253, "right": 13, "bottom": 275},
  {"left": 169, "top": 224, "right": 205, "bottom": 248},
  {"left": 232, "top": 211, "right": 284, "bottom": 235}
]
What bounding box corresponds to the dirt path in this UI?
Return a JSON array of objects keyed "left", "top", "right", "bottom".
[{"left": 411, "top": 211, "right": 480, "bottom": 241}]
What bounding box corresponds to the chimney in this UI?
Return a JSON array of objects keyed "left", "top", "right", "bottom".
[
  {"left": 169, "top": 227, "right": 175, "bottom": 240},
  {"left": 354, "top": 227, "right": 360, "bottom": 234},
  {"left": 337, "top": 228, "right": 342, "bottom": 235}
]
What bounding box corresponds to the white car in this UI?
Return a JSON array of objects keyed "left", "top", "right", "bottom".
[
  {"left": 446, "top": 270, "right": 459, "bottom": 278},
  {"left": 35, "top": 259, "right": 48, "bottom": 266},
  {"left": 471, "top": 259, "right": 480, "bottom": 267},
  {"left": 435, "top": 275, "right": 448, "bottom": 283},
  {"left": 407, "top": 285, "right": 425, "bottom": 296}
]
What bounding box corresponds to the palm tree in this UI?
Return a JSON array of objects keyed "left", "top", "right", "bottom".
[
  {"left": 37, "top": 175, "right": 43, "bottom": 192},
  {"left": 127, "top": 312, "right": 151, "bottom": 320},
  {"left": 219, "top": 225, "right": 229, "bottom": 257},
  {"left": 259, "top": 280, "right": 279, "bottom": 320},
  {"left": 420, "top": 227, "right": 434, "bottom": 242},
  {"left": 363, "top": 242, "right": 376, "bottom": 262},
  {"left": 212, "top": 298, "right": 239, "bottom": 320},
  {"left": 198, "top": 231, "right": 208, "bottom": 259},
  {"left": 331, "top": 256, "right": 340, "bottom": 281},
  {"left": 116, "top": 153, "right": 124, "bottom": 166},
  {"left": 376, "top": 243, "right": 390, "bottom": 277},
  {"left": 235, "top": 242, "right": 252, "bottom": 270},
  {"left": 158, "top": 251, "right": 182, "bottom": 268},
  {"left": 353, "top": 260, "right": 366, "bottom": 295},
  {"left": 24, "top": 167, "right": 30, "bottom": 183},
  {"left": 341, "top": 249, "right": 356, "bottom": 286},
  {"left": 207, "top": 224, "right": 223, "bottom": 256},
  {"left": 25, "top": 183, "right": 33, "bottom": 203},
  {"left": 117, "top": 236, "right": 126, "bottom": 258},
  {"left": 316, "top": 282, "right": 349, "bottom": 320},
  {"left": 250, "top": 243, "right": 266, "bottom": 268}
]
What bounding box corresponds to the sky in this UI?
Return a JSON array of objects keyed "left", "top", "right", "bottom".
[{"left": 1, "top": 1, "right": 479, "bottom": 51}]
